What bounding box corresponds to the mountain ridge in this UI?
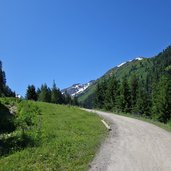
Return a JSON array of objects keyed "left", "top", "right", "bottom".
[
  {"left": 78, "top": 45, "right": 171, "bottom": 108},
  {"left": 61, "top": 80, "right": 95, "bottom": 97}
]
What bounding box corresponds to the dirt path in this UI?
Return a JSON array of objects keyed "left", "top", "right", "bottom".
[{"left": 86, "top": 109, "right": 171, "bottom": 171}]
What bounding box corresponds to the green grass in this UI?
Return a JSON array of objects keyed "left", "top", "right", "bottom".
[
  {"left": 107, "top": 110, "right": 171, "bottom": 132},
  {"left": 126, "top": 114, "right": 171, "bottom": 132},
  {"left": 0, "top": 100, "right": 107, "bottom": 171}
]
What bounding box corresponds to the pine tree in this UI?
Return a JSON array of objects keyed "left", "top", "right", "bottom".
[
  {"left": 153, "top": 74, "right": 171, "bottom": 123},
  {"left": 119, "top": 77, "right": 131, "bottom": 113},
  {"left": 26, "top": 85, "right": 37, "bottom": 101},
  {"left": 51, "top": 81, "right": 59, "bottom": 104},
  {"left": 0, "top": 61, "right": 15, "bottom": 97},
  {"left": 0, "top": 61, "right": 6, "bottom": 96},
  {"left": 136, "top": 81, "right": 151, "bottom": 117},
  {"left": 38, "top": 84, "right": 51, "bottom": 102},
  {"left": 72, "top": 96, "right": 79, "bottom": 106},
  {"left": 64, "top": 93, "right": 72, "bottom": 105},
  {"left": 130, "top": 75, "right": 139, "bottom": 112},
  {"left": 104, "top": 76, "right": 119, "bottom": 110},
  {"left": 94, "top": 80, "right": 107, "bottom": 109}
]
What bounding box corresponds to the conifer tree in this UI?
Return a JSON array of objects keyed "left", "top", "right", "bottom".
[
  {"left": 38, "top": 84, "right": 51, "bottom": 102},
  {"left": 136, "top": 81, "right": 151, "bottom": 117},
  {"left": 119, "top": 77, "right": 131, "bottom": 113},
  {"left": 0, "top": 61, "right": 6, "bottom": 96},
  {"left": 26, "top": 85, "right": 37, "bottom": 101},
  {"left": 105, "top": 76, "right": 119, "bottom": 110},
  {"left": 0, "top": 61, "right": 15, "bottom": 97},
  {"left": 153, "top": 74, "right": 171, "bottom": 123},
  {"left": 94, "top": 80, "right": 107, "bottom": 109},
  {"left": 130, "top": 75, "right": 139, "bottom": 112},
  {"left": 72, "top": 96, "right": 79, "bottom": 106},
  {"left": 65, "top": 93, "right": 72, "bottom": 105},
  {"left": 51, "top": 81, "right": 59, "bottom": 104}
]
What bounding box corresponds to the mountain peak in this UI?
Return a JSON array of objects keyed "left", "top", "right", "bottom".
[{"left": 62, "top": 80, "right": 95, "bottom": 97}]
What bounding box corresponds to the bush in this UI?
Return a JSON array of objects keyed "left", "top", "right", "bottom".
[{"left": 16, "top": 101, "right": 42, "bottom": 138}]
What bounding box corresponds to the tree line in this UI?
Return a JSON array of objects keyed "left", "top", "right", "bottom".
[
  {"left": 0, "top": 60, "right": 78, "bottom": 106},
  {"left": 25, "top": 82, "right": 79, "bottom": 106},
  {"left": 94, "top": 46, "right": 171, "bottom": 124}
]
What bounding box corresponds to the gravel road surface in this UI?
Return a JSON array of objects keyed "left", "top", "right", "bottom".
[{"left": 85, "top": 109, "right": 171, "bottom": 171}]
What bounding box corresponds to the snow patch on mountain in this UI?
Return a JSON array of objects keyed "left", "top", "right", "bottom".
[
  {"left": 117, "top": 62, "right": 126, "bottom": 67},
  {"left": 62, "top": 80, "right": 95, "bottom": 97},
  {"left": 135, "top": 57, "right": 143, "bottom": 61},
  {"left": 117, "top": 57, "right": 144, "bottom": 68}
]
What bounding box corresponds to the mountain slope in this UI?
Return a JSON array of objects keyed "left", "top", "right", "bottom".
[
  {"left": 62, "top": 81, "right": 95, "bottom": 97},
  {"left": 78, "top": 46, "right": 171, "bottom": 108},
  {"left": 78, "top": 57, "right": 152, "bottom": 108}
]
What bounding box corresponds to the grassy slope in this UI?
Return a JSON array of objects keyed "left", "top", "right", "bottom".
[{"left": 0, "top": 101, "right": 106, "bottom": 171}]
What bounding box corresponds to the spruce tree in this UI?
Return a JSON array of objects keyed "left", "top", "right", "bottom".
[
  {"left": 73, "top": 96, "right": 79, "bottom": 106},
  {"left": 38, "top": 84, "right": 51, "bottom": 102},
  {"left": 0, "top": 61, "right": 15, "bottom": 97},
  {"left": 94, "top": 80, "right": 107, "bottom": 109},
  {"left": 51, "top": 81, "right": 59, "bottom": 104},
  {"left": 130, "top": 75, "right": 139, "bottom": 112},
  {"left": 26, "top": 85, "right": 37, "bottom": 101},
  {"left": 104, "top": 76, "right": 119, "bottom": 110},
  {"left": 0, "top": 61, "right": 6, "bottom": 96},
  {"left": 119, "top": 77, "right": 131, "bottom": 113},
  {"left": 65, "top": 93, "right": 72, "bottom": 105},
  {"left": 136, "top": 81, "right": 151, "bottom": 117},
  {"left": 153, "top": 74, "right": 171, "bottom": 123}
]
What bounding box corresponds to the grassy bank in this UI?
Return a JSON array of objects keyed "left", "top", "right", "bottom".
[
  {"left": 100, "top": 108, "right": 171, "bottom": 133},
  {"left": 0, "top": 99, "right": 106, "bottom": 171},
  {"left": 116, "top": 112, "right": 171, "bottom": 132}
]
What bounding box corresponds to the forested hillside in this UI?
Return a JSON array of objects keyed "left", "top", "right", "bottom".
[{"left": 79, "top": 46, "right": 171, "bottom": 124}]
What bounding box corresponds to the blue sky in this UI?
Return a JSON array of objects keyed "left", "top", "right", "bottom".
[{"left": 1, "top": 0, "right": 171, "bottom": 96}]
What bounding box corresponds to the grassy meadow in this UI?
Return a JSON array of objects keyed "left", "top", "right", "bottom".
[{"left": 0, "top": 99, "right": 106, "bottom": 171}]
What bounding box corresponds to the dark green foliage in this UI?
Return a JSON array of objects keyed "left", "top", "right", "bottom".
[
  {"left": 130, "top": 75, "right": 139, "bottom": 112},
  {"left": 16, "top": 101, "right": 41, "bottom": 136},
  {"left": 119, "top": 77, "right": 131, "bottom": 113},
  {"left": 0, "top": 61, "right": 15, "bottom": 97},
  {"left": 104, "top": 76, "right": 119, "bottom": 110},
  {"left": 0, "top": 61, "right": 6, "bottom": 94},
  {"left": 51, "top": 81, "right": 65, "bottom": 104},
  {"left": 36, "top": 81, "right": 75, "bottom": 106},
  {"left": 152, "top": 74, "right": 171, "bottom": 123},
  {"left": 64, "top": 93, "right": 72, "bottom": 105},
  {"left": 38, "top": 84, "right": 51, "bottom": 102},
  {"left": 51, "top": 81, "right": 59, "bottom": 103},
  {"left": 92, "top": 45, "right": 171, "bottom": 124},
  {"left": 25, "top": 85, "right": 37, "bottom": 101},
  {"left": 136, "top": 83, "right": 152, "bottom": 117},
  {"left": 72, "top": 96, "right": 79, "bottom": 106},
  {"left": 94, "top": 80, "right": 107, "bottom": 109},
  {"left": 0, "top": 100, "right": 42, "bottom": 156},
  {"left": 29, "top": 82, "right": 74, "bottom": 106},
  {"left": 0, "top": 103, "right": 16, "bottom": 134}
]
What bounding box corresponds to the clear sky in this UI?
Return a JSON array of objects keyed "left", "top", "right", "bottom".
[{"left": 1, "top": 0, "right": 171, "bottom": 96}]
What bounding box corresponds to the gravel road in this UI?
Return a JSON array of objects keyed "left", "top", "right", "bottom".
[{"left": 85, "top": 109, "right": 171, "bottom": 171}]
